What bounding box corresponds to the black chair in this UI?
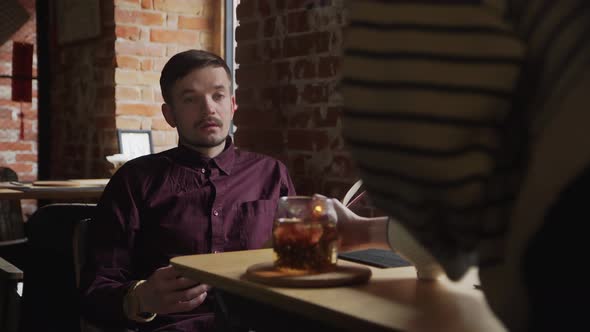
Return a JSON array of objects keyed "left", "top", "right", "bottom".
[
  {"left": 0, "top": 167, "right": 27, "bottom": 263},
  {"left": 0, "top": 256, "right": 22, "bottom": 332},
  {"left": 20, "top": 203, "right": 97, "bottom": 332},
  {"left": 0, "top": 166, "right": 26, "bottom": 332}
]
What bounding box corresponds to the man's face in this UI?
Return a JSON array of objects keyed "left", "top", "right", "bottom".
[{"left": 162, "top": 66, "right": 236, "bottom": 156}]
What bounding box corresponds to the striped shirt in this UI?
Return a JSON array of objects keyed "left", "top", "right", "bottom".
[{"left": 342, "top": 0, "right": 590, "bottom": 329}]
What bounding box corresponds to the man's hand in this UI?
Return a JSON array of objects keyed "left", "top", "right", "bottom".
[
  {"left": 313, "top": 194, "right": 390, "bottom": 252},
  {"left": 135, "top": 265, "right": 210, "bottom": 314}
]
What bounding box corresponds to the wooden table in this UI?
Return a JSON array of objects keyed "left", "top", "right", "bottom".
[
  {"left": 0, "top": 179, "right": 109, "bottom": 200},
  {"left": 171, "top": 249, "right": 506, "bottom": 332}
]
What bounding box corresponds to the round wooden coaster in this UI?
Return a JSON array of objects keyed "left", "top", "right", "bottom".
[
  {"left": 32, "top": 180, "right": 80, "bottom": 187},
  {"left": 244, "top": 262, "right": 371, "bottom": 288}
]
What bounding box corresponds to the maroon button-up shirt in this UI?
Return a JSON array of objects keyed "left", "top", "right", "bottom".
[{"left": 80, "top": 139, "right": 295, "bottom": 331}]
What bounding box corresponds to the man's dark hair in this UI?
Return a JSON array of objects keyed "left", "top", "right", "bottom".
[{"left": 159, "top": 49, "right": 232, "bottom": 105}]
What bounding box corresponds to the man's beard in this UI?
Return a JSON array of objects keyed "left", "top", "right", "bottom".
[{"left": 179, "top": 133, "right": 228, "bottom": 150}]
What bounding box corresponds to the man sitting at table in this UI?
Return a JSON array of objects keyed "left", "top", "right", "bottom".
[{"left": 80, "top": 50, "right": 295, "bottom": 331}]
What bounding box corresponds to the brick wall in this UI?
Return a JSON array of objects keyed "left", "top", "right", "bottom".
[
  {"left": 234, "top": 0, "right": 362, "bottom": 205},
  {"left": 0, "top": 0, "right": 37, "bottom": 217},
  {"left": 49, "top": 0, "right": 222, "bottom": 179},
  {"left": 114, "top": 0, "right": 222, "bottom": 154},
  {"left": 49, "top": 0, "right": 117, "bottom": 179}
]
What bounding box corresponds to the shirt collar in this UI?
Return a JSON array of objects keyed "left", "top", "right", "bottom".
[{"left": 174, "top": 137, "right": 235, "bottom": 176}]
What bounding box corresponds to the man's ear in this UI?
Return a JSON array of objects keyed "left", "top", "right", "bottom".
[
  {"left": 230, "top": 95, "right": 237, "bottom": 119},
  {"left": 162, "top": 103, "right": 177, "bottom": 128}
]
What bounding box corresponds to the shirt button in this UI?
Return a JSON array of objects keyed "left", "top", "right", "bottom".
[
  {"left": 201, "top": 168, "right": 206, "bottom": 173},
  {"left": 213, "top": 210, "right": 219, "bottom": 216}
]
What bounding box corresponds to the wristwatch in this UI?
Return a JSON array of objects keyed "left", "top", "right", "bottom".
[{"left": 123, "top": 280, "right": 157, "bottom": 322}]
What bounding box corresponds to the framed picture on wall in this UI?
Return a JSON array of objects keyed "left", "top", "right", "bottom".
[
  {"left": 117, "top": 129, "right": 153, "bottom": 159},
  {"left": 55, "top": 0, "right": 101, "bottom": 45}
]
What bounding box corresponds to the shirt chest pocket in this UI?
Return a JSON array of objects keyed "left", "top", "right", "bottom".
[{"left": 237, "top": 200, "right": 277, "bottom": 250}]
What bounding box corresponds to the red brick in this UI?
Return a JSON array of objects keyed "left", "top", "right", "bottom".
[
  {"left": 141, "top": 0, "right": 153, "bottom": 9},
  {"left": 199, "top": 31, "right": 213, "bottom": 49},
  {"left": 115, "top": 86, "right": 141, "bottom": 100},
  {"left": 235, "top": 21, "right": 259, "bottom": 41},
  {"left": 260, "top": 87, "right": 280, "bottom": 109},
  {"left": 178, "top": 16, "right": 211, "bottom": 30},
  {"left": 301, "top": 84, "right": 328, "bottom": 103},
  {"left": 317, "top": 107, "right": 341, "bottom": 127},
  {"left": 115, "top": 69, "right": 141, "bottom": 84},
  {"left": 115, "top": 40, "right": 167, "bottom": 57},
  {"left": 116, "top": 116, "right": 142, "bottom": 129},
  {"left": 115, "top": 9, "right": 165, "bottom": 26},
  {"left": 8, "top": 162, "right": 33, "bottom": 174},
  {"left": 284, "top": 32, "right": 330, "bottom": 57},
  {"left": 262, "top": 40, "right": 283, "bottom": 59},
  {"left": 140, "top": 58, "right": 153, "bottom": 71},
  {"left": 287, "top": 129, "right": 330, "bottom": 150},
  {"left": 153, "top": 0, "right": 204, "bottom": 14},
  {"left": 0, "top": 142, "right": 33, "bottom": 151},
  {"left": 234, "top": 128, "right": 284, "bottom": 154},
  {"left": 288, "top": 107, "right": 317, "bottom": 128},
  {"left": 154, "top": 90, "right": 164, "bottom": 103},
  {"left": 233, "top": 107, "right": 282, "bottom": 128},
  {"left": 1, "top": 119, "right": 19, "bottom": 129},
  {"left": 235, "top": 64, "right": 268, "bottom": 86},
  {"left": 152, "top": 58, "right": 168, "bottom": 72},
  {"left": 115, "top": 0, "right": 141, "bottom": 9},
  {"left": 318, "top": 56, "right": 339, "bottom": 78},
  {"left": 293, "top": 59, "right": 316, "bottom": 79},
  {"left": 151, "top": 118, "right": 171, "bottom": 130},
  {"left": 141, "top": 87, "right": 155, "bottom": 102},
  {"left": 280, "top": 85, "right": 298, "bottom": 104},
  {"left": 116, "top": 25, "right": 141, "bottom": 40},
  {"left": 274, "top": 61, "right": 292, "bottom": 82},
  {"left": 18, "top": 103, "right": 34, "bottom": 117},
  {"left": 0, "top": 51, "right": 11, "bottom": 63},
  {"left": 116, "top": 55, "right": 141, "bottom": 69},
  {"left": 116, "top": 103, "right": 161, "bottom": 116},
  {"left": 263, "top": 17, "right": 277, "bottom": 38},
  {"left": 287, "top": 11, "right": 309, "bottom": 33},
  {"left": 258, "top": 0, "right": 272, "bottom": 17},
  {"left": 150, "top": 29, "right": 199, "bottom": 45},
  {"left": 0, "top": 100, "right": 20, "bottom": 109},
  {"left": 139, "top": 71, "right": 161, "bottom": 85},
  {"left": 0, "top": 63, "right": 10, "bottom": 76}
]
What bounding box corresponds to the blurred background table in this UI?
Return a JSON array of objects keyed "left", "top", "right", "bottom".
[{"left": 0, "top": 179, "right": 108, "bottom": 201}]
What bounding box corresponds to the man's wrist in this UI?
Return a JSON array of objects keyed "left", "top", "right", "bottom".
[{"left": 123, "top": 280, "right": 157, "bottom": 322}]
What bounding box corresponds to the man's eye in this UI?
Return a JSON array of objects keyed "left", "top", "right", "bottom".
[
  {"left": 213, "top": 93, "right": 224, "bottom": 101},
  {"left": 183, "top": 97, "right": 195, "bottom": 103}
]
